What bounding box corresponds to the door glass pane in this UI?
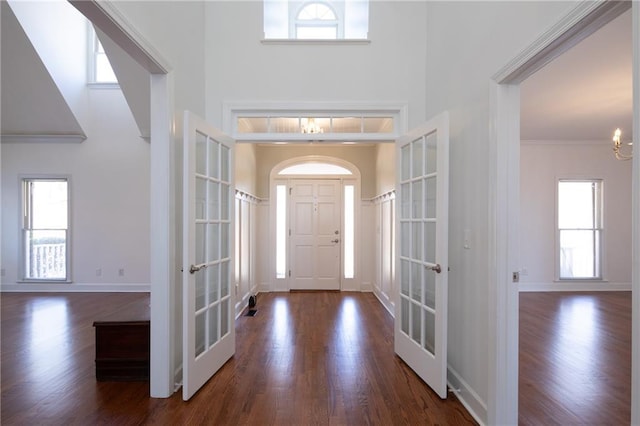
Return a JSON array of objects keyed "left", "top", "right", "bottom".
[
  {"left": 208, "top": 182, "right": 220, "bottom": 220},
  {"left": 425, "top": 131, "right": 437, "bottom": 174},
  {"left": 424, "top": 221, "right": 436, "bottom": 264},
  {"left": 220, "top": 260, "right": 230, "bottom": 297},
  {"left": 196, "top": 223, "right": 206, "bottom": 265},
  {"left": 196, "top": 270, "right": 206, "bottom": 311},
  {"left": 412, "top": 180, "right": 422, "bottom": 219},
  {"left": 401, "top": 297, "right": 410, "bottom": 335},
  {"left": 196, "top": 177, "right": 206, "bottom": 220},
  {"left": 195, "top": 312, "right": 206, "bottom": 357},
  {"left": 221, "top": 145, "right": 230, "bottom": 182},
  {"left": 400, "top": 259, "right": 410, "bottom": 296},
  {"left": 425, "top": 269, "right": 436, "bottom": 309},
  {"left": 400, "top": 222, "right": 409, "bottom": 257},
  {"left": 411, "top": 261, "right": 422, "bottom": 302},
  {"left": 208, "top": 303, "right": 219, "bottom": 345},
  {"left": 209, "top": 263, "right": 220, "bottom": 303},
  {"left": 209, "top": 140, "right": 219, "bottom": 179},
  {"left": 423, "top": 309, "right": 435, "bottom": 355},
  {"left": 221, "top": 224, "right": 229, "bottom": 258},
  {"left": 425, "top": 176, "right": 437, "bottom": 218},
  {"left": 209, "top": 224, "right": 220, "bottom": 261},
  {"left": 411, "top": 222, "right": 421, "bottom": 259},
  {"left": 196, "top": 132, "right": 207, "bottom": 175},
  {"left": 401, "top": 144, "right": 410, "bottom": 181},
  {"left": 411, "top": 302, "right": 421, "bottom": 344},
  {"left": 400, "top": 183, "right": 410, "bottom": 219},
  {"left": 412, "top": 138, "right": 423, "bottom": 178},
  {"left": 221, "top": 184, "right": 230, "bottom": 221},
  {"left": 221, "top": 298, "right": 229, "bottom": 336}
]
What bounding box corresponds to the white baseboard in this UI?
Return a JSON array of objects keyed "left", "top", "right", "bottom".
[
  {"left": 0, "top": 282, "right": 150, "bottom": 292},
  {"left": 447, "top": 366, "right": 487, "bottom": 426},
  {"left": 372, "top": 285, "right": 394, "bottom": 317},
  {"left": 519, "top": 281, "right": 631, "bottom": 292}
]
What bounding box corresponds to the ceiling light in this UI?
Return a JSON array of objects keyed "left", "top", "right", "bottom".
[
  {"left": 301, "top": 118, "right": 324, "bottom": 134},
  {"left": 612, "top": 128, "right": 633, "bottom": 160}
]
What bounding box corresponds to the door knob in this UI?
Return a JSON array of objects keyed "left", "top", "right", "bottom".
[
  {"left": 426, "top": 263, "right": 442, "bottom": 274},
  {"left": 189, "top": 264, "right": 207, "bottom": 274}
]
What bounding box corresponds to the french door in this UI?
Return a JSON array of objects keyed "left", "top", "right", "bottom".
[
  {"left": 395, "top": 112, "right": 449, "bottom": 398},
  {"left": 182, "top": 111, "right": 235, "bottom": 400},
  {"left": 290, "top": 179, "right": 341, "bottom": 290}
]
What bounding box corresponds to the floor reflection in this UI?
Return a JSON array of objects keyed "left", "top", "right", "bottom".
[
  {"left": 27, "top": 298, "right": 71, "bottom": 395},
  {"left": 551, "top": 295, "right": 600, "bottom": 411},
  {"left": 331, "top": 297, "right": 362, "bottom": 386},
  {"left": 269, "top": 298, "right": 294, "bottom": 385}
]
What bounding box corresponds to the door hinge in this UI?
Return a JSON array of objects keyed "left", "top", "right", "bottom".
[
  {"left": 288, "top": 270, "right": 291, "bottom": 277},
  {"left": 289, "top": 187, "right": 292, "bottom": 195}
]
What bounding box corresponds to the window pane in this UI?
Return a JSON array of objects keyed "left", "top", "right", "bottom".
[
  {"left": 560, "top": 230, "right": 600, "bottom": 279},
  {"left": 344, "top": 185, "right": 355, "bottom": 279},
  {"left": 31, "top": 181, "right": 68, "bottom": 229},
  {"left": 95, "top": 53, "right": 117, "bottom": 83},
  {"left": 296, "top": 26, "right": 338, "bottom": 39},
  {"left": 276, "top": 185, "right": 287, "bottom": 278},
  {"left": 558, "top": 181, "right": 596, "bottom": 229},
  {"left": 25, "top": 230, "right": 66, "bottom": 279}
]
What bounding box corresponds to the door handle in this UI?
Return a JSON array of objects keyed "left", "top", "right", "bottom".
[
  {"left": 189, "top": 264, "right": 207, "bottom": 274},
  {"left": 426, "top": 263, "right": 442, "bottom": 274},
  {"left": 331, "top": 239, "right": 340, "bottom": 243}
]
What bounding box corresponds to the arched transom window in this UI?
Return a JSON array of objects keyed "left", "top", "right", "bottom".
[{"left": 295, "top": 2, "right": 339, "bottom": 39}]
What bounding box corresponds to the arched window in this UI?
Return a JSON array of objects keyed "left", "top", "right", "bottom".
[
  {"left": 295, "top": 2, "right": 339, "bottom": 39},
  {"left": 263, "top": 0, "right": 369, "bottom": 40}
]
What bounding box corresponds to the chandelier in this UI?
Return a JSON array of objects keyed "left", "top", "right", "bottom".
[
  {"left": 301, "top": 118, "right": 324, "bottom": 134},
  {"left": 612, "top": 128, "right": 633, "bottom": 160}
]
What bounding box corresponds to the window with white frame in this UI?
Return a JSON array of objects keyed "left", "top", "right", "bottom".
[
  {"left": 264, "top": 0, "right": 368, "bottom": 40},
  {"left": 88, "top": 25, "right": 118, "bottom": 84},
  {"left": 558, "top": 179, "right": 603, "bottom": 280},
  {"left": 21, "top": 178, "right": 70, "bottom": 281}
]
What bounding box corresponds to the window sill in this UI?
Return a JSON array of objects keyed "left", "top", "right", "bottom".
[
  {"left": 87, "top": 82, "right": 120, "bottom": 90},
  {"left": 554, "top": 279, "right": 609, "bottom": 283},
  {"left": 261, "top": 39, "right": 370, "bottom": 45},
  {"left": 17, "top": 280, "right": 72, "bottom": 284}
]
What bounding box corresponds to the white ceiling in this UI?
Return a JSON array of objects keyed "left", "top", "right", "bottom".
[{"left": 520, "top": 9, "right": 633, "bottom": 142}]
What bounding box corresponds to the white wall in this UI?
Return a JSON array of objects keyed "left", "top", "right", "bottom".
[
  {"left": 424, "top": 1, "right": 580, "bottom": 422},
  {"left": 204, "top": 1, "right": 427, "bottom": 128},
  {"left": 520, "top": 141, "right": 632, "bottom": 291},
  {"left": 1, "top": 88, "right": 150, "bottom": 291}
]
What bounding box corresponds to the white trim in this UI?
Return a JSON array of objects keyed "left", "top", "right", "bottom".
[
  {"left": 69, "top": 1, "right": 171, "bottom": 74},
  {"left": 520, "top": 139, "right": 612, "bottom": 146},
  {"left": 1, "top": 134, "right": 86, "bottom": 144},
  {"left": 1, "top": 283, "right": 150, "bottom": 292},
  {"left": 631, "top": 3, "right": 640, "bottom": 424},
  {"left": 493, "top": 1, "right": 631, "bottom": 84},
  {"left": 519, "top": 281, "right": 631, "bottom": 292},
  {"left": 490, "top": 1, "right": 635, "bottom": 423},
  {"left": 260, "top": 39, "right": 370, "bottom": 45},
  {"left": 448, "top": 367, "right": 487, "bottom": 426}
]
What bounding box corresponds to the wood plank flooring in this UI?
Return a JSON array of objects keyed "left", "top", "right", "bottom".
[
  {"left": 519, "top": 291, "right": 632, "bottom": 425},
  {"left": 1, "top": 292, "right": 476, "bottom": 425}
]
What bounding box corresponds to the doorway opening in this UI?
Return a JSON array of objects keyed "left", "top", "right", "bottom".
[{"left": 270, "top": 156, "right": 360, "bottom": 292}]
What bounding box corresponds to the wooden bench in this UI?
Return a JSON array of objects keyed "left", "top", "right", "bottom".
[{"left": 93, "top": 300, "right": 150, "bottom": 382}]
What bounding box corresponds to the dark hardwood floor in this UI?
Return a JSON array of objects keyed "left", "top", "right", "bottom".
[
  {"left": 1, "top": 292, "right": 475, "bottom": 425},
  {"left": 519, "top": 291, "right": 632, "bottom": 425}
]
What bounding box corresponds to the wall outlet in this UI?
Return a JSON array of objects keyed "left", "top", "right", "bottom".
[
  {"left": 521, "top": 268, "right": 528, "bottom": 276},
  {"left": 118, "top": 268, "right": 125, "bottom": 277},
  {"left": 96, "top": 268, "right": 102, "bottom": 277}
]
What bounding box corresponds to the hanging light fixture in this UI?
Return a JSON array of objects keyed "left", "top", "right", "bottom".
[
  {"left": 612, "top": 128, "right": 633, "bottom": 160},
  {"left": 301, "top": 118, "right": 324, "bottom": 134}
]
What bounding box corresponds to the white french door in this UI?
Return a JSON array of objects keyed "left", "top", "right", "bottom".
[
  {"left": 182, "top": 111, "right": 235, "bottom": 400},
  {"left": 290, "top": 179, "right": 341, "bottom": 290},
  {"left": 395, "top": 112, "right": 449, "bottom": 399}
]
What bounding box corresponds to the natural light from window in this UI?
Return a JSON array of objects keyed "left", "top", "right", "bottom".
[
  {"left": 344, "top": 185, "right": 355, "bottom": 279},
  {"left": 276, "top": 185, "right": 287, "bottom": 279},
  {"left": 89, "top": 26, "right": 117, "bottom": 84},
  {"left": 264, "top": 0, "right": 369, "bottom": 40},
  {"left": 558, "top": 180, "right": 602, "bottom": 279},
  {"left": 279, "top": 163, "right": 352, "bottom": 175}
]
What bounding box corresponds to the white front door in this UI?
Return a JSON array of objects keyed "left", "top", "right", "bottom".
[
  {"left": 182, "top": 111, "right": 235, "bottom": 400},
  {"left": 395, "top": 112, "right": 449, "bottom": 398},
  {"left": 290, "top": 179, "right": 341, "bottom": 290}
]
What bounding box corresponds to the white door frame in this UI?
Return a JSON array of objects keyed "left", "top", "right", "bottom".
[
  {"left": 488, "top": 1, "right": 638, "bottom": 423},
  {"left": 269, "top": 156, "right": 361, "bottom": 292},
  {"left": 69, "top": 0, "right": 176, "bottom": 398}
]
